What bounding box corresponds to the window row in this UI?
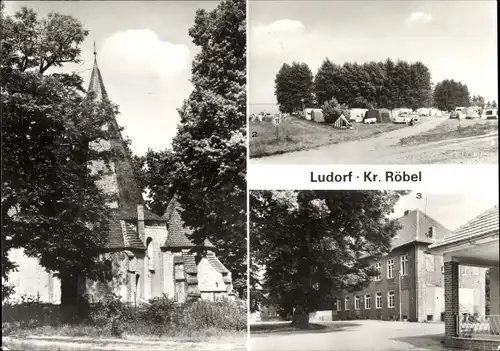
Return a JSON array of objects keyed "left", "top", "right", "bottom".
[
  {"left": 374, "top": 254, "right": 408, "bottom": 281},
  {"left": 337, "top": 291, "right": 395, "bottom": 311}
]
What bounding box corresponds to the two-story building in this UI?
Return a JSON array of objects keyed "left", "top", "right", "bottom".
[{"left": 332, "top": 209, "right": 485, "bottom": 322}]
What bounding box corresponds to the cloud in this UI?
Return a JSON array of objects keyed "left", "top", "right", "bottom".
[
  {"left": 100, "top": 29, "right": 190, "bottom": 78},
  {"left": 405, "top": 12, "right": 433, "bottom": 25},
  {"left": 95, "top": 30, "right": 192, "bottom": 155}
]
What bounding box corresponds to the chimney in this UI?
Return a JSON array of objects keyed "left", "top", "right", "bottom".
[{"left": 137, "top": 204, "right": 145, "bottom": 243}]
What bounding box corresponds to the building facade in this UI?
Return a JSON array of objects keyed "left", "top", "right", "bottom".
[
  {"left": 7, "top": 53, "right": 234, "bottom": 305},
  {"left": 428, "top": 206, "right": 499, "bottom": 351},
  {"left": 332, "top": 209, "right": 485, "bottom": 322}
]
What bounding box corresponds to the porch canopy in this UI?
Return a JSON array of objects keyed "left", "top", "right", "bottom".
[
  {"left": 428, "top": 206, "right": 499, "bottom": 268},
  {"left": 428, "top": 206, "right": 499, "bottom": 339}
]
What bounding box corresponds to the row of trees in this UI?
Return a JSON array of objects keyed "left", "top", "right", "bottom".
[
  {"left": 250, "top": 190, "right": 408, "bottom": 326},
  {"left": 1, "top": 0, "right": 247, "bottom": 302},
  {"left": 275, "top": 59, "right": 496, "bottom": 115},
  {"left": 275, "top": 59, "right": 432, "bottom": 113}
]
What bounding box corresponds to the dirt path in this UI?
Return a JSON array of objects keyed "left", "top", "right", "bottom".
[
  {"left": 250, "top": 117, "right": 498, "bottom": 165},
  {"left": 2, "top": 335, "right": 246, "bottom": 351}
]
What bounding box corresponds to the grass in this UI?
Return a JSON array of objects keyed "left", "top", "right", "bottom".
[
  {"left": 249, "top": 116, "right": 405, "bottom": 158},
  {"left": 399, "top": 118, "right": 498, "bottom": 146}
]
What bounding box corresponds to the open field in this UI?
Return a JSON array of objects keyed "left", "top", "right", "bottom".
[
  {"left": 249, "top": 116, "right": 405, "bottom": 158},
  {"left": 399, "top": 118, "right": 498, "bottom": 146},
  {"left": 250, "top": 320, "right": 448, "bottom": 351}
]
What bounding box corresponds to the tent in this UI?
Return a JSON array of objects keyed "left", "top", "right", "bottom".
[
  {"left": 464, "top": 107, "right": 480, "bottom": 119},
  {"left": 349, "top": 108, "right": 368, "bottom": 122},
  {"left": 333, "top": 114, "right": 350, "bottom": 128},
  {"left": 363, "top": 109, "right": 392, "bottom": 124},
  {"left": 304, "top": 108, "right": 324, "bottom": 122}
]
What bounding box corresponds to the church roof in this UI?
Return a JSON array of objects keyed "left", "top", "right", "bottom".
[
  {"left": 87, "top": 53, "right": 163, "bottom": 225},
  {"left": 161, "top": 197, "right": 215, "bottom": 249},
  {"left": 105, "top": 218, "right": 145, "bottom": 250}
]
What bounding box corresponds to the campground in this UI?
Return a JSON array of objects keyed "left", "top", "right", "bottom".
[
  {"left": 249, "top": 116, "right": 405, "bottom": 158},
  {"left": 250, "top": 114, "right": 498, "bottom": 164}
]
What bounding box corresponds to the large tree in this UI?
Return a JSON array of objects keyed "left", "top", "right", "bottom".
[
  {"left": 250, "top": 190, "right": 408, "bottom": 326},
  {"left": 139, "top": 0, "right": 247, "bottom": 298},
  {"left": 275, "top": 62, "right": 314, "bottom": 113},
  {"left": 314, "top": 59, "right": 342, "bottom": 106},
  {"left": 471, "top": 95, "right": 486, "bottom": 108},
  {"left": 1, "top": 6, "right": 117, "bottom": 303},
  {"left": 433, "top": 79, "right": 470, "bottom": 111}
]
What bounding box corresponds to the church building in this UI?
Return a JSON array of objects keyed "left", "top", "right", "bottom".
[{"left": 7, "top": 51, "right": 234, "bottom": 305}]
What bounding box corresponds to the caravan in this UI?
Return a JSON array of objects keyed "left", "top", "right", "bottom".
[
  {"left": 303, "top": 108, "right": 324, "bottom": 122},
  {"left": 349, "top": 108, "right": 368, "bottom": 123},
  {"left": 481, "top": 108, "right": 498, "bottom": 120},
  {"left": 363, "top": 109, "right": 392, "bottom": 124}
]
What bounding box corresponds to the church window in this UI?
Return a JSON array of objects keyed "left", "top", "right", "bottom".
[{"left": 146, "top": 237, "right": 154, "bottom": 271}]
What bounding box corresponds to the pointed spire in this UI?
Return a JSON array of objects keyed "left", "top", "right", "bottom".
[{"left": 87, "top": 42, "right": 108, "bottom": 102}]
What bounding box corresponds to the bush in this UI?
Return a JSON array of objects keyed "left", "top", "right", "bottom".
[
  {"left": 321, "top": 98, "right": 348, "bottom": 124},
  {"left": 179, "top": 299, "right": 246, "bottom": 331}
]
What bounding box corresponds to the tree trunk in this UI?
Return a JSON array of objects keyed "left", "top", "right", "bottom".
[
  {"left": 291, "top": 304, "right": 309, "bottom": 328},
  {"left": 60, "top": 273, "right": 79, "bottom": 306}
]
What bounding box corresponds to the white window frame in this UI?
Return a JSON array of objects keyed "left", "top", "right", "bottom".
[
  {"left": 355, "top": 296, "right": 360, "bottom": 310},
  {"left": 336, "top": 298, "right": 341, "bottom": 311},
  {"left": 401, "top": 255, "right": 408, "bottom": 276},
  {"left": 375, "top": 262, "right": 382, "bottom": 281},
  {"left": 387, "top": 259, "right": 394, "bottom": 279},
  {"left": 375, "top": 292, "right": 383, "bottom": 309},
  {"left": 345, "top": 296, "right": 350, "bottom": 311},
  {"left": 364, "top": 294, "right": 371, "bottom": 309},
  {"left": 388, "top": 291, "right": 395, "bottom": 308}
]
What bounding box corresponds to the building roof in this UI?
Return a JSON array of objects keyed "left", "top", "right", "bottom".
[
  {"left": 161, "top": 197, "right": 215, "bottom": 249},
  {"left": 104, "top": 217, "right": 145, "bottom": 250},
  {"left": 207, "top": 252, "right": 229, "bottom": 274},
  {"left": 391, "top": 209, "right": 451, "bottom": 249},
  {"left": 87, "top": 54, "right": 164, "bottom": 249},
  {"left": 429, "top": 206, "right": 499, "bottom": 250}
]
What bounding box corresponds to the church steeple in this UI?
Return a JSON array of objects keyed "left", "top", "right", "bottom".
[{"left": 88, "top": 42, "right": 108, "bottom": 101}]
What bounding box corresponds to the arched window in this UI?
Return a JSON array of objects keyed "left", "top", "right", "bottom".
[
  {"left": 146, "top": 237, "right": 154, "bottom": 271},
  {"left": 135, "top": 274, "right": 140, "bottom": 301}
]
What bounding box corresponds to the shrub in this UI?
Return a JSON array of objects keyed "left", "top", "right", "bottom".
[
  {"left": 179, "top": 299, "right": 246, "bottom": 331},
  {"left": 321, "top": 98, "right": 348, "bottom": 124}
]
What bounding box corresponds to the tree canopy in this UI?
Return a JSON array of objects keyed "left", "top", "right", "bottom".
[
  {"left": 275, "top": 62, "right": 314, "bottom": 113},
  {"left": 250, "top": 190, "right": 408, "bottom": 325},
  {"left": 432, "top": 79, "right": 470, "bottom": 111},
  {"left": 1, "top": 6, "right": 117, "bottom": 303},
  {"left": 311, "top": 58, "right": 432, "bottom": 110},
  {"left": 138, "top": 0, "right": 247, "bottom": 298}
]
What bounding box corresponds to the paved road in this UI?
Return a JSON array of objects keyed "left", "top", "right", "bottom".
[
  {"left": 251, "top": 320, "right": 447, "bottom": 351},
  {"left": 250, "top": 117, "right": 497, "bottom": 165}
]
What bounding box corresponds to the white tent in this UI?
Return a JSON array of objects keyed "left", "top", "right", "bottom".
[
  {"left": 333, "top": 114, "right": 350, "bottom": 128},
  {"left": 349, "top": 108, "right": 368, "bottom": 122},
  {"left": 303, "top": 108, "right": 323, "bottom": 122}
]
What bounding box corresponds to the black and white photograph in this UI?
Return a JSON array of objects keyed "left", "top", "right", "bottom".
[
  {"left": 250, "top": 190, "right": 499, "bottom": 351},
  {"left": 1, "top": 1, "right": 247, "bottom": 350},
  {"left": 249, "top": 1, "right": 498, "bottom": 165}
]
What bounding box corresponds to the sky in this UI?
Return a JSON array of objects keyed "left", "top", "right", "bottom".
[
  {"left": 5, "top": 1, "right": 219, "bottom": 156},
  {"left": 393, "top": 191, "right": 498, "bottom": 231},
  {"left": 249, "top": 0, "right": 498, "bottom": 108}
]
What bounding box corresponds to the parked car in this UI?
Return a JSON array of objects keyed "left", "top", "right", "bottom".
[{"left": 450, "top": 110, "right": 465, "bottom": 119}]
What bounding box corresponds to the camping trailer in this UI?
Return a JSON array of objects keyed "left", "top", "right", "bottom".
[
  {"left": 394, "top": 108, "right": 413, "bottom": 117},
  {"left": 303, "top": 108, "right": 324, "bottom": 122},
  {"left": 349, "top": 108, "right": 369, "bottom": 123},
  {"left": 363, "top": 109, "right": 392, "bottom": 124},
  {"left": 481, "top": 108, "right": 498, "bottom": 119}
]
